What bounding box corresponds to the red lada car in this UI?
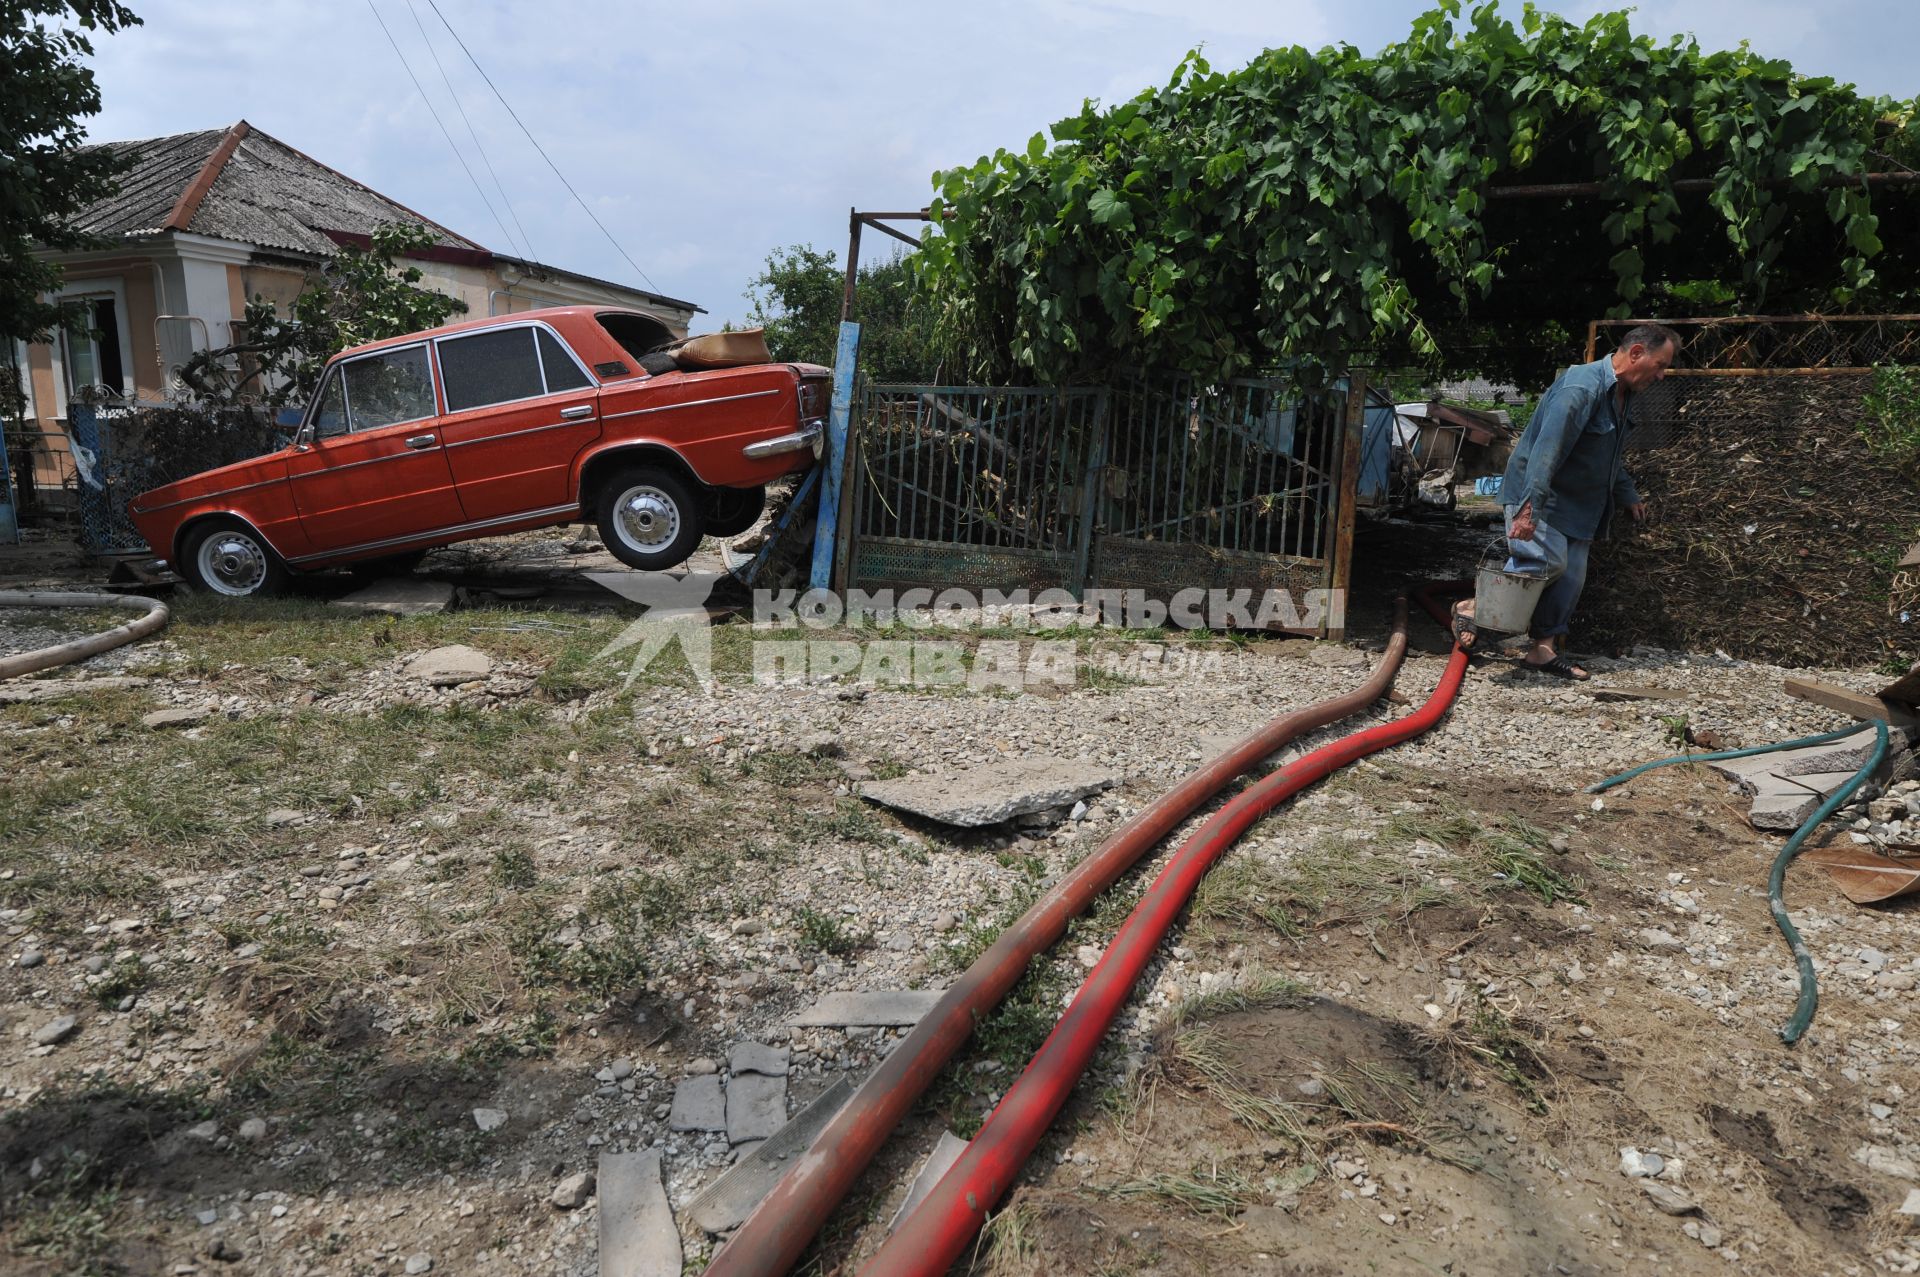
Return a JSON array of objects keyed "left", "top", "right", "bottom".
[{"left": 128, "top": 306, "right": 829, "bottom": 596}]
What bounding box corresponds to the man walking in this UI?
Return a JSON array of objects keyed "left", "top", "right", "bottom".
[{"left": 1457, "top": 324, "right": 1679, "bottom": 679}]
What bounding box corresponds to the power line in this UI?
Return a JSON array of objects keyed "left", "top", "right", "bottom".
[
  {"left": 403, "top": 0, "right": 539, "bottom": 266},
  {"left": 423, "top": 0, "right": 660, "bottom": 294},
  {"left": 364, "top": 0, "right": 529, "bottom": 261}
]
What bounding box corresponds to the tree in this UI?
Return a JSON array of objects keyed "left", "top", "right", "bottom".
[
  {"left": 1, "top": 0, "right": 142, "bottom": 342},
  {"left": 183, "top": 223, "right": 467, "bottom": 405},
  {"left": 917, "top": 2, "right": 1920, "bottom": 387},
  {"left": 746, "top": 244, "right": 953, "bottom": 383}
]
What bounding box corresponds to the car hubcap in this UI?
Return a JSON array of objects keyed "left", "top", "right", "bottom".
[
  {"left": 616, "top": 486, "right": 679, "bottom": 551},
  {"left": 199, "top": 531, "right": 269, "bottom": 595}
]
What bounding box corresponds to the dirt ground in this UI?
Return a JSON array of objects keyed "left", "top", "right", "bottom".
[{"left": 2, "top": 517, "right": 1917, "bottom": 1277}]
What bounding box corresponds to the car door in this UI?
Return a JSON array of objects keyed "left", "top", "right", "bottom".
[
  {"left": 433, "top": 323, "right": 602, "bottom": 523},
  {"left": 285, "top": 343, "right": 465, "bottom": 555}
]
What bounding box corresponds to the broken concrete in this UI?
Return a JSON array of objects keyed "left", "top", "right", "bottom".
[
  {"left": 1770, "top": 725, "right": 1910, "bottom": 779},
  {"left": 887, "top": 1131, "right": 969, "bottom": 1235},
  {"left": 142, "top": 706, "right": 210, "bottom": 730},
  {"left": 684, "top": 1078, "right": 854, "bottom": 1235},
  {"left": 0, "top": 675, "right": 150, "bottom": 704},
  {"left": 404, "top": 645, "right": 493, "bottom": 687},
  {"left": 728, "top": 1041, "right": 790, "bottom": 1077},
  {"left": 857, "top": 757, "right": 1119, "bottom": 827},
  {"left": 790, "top": 989, "right": 946, "bottom": 1027},
  {"left": 668, "top": 1075, "right": 725, "bottom": 1132},
  {"left": 331, "top": 577, "right": 456, "bottom": 617},
  {"left": 726, "top": 1071, "right": 787, "bottom": 1145},
  {"left": 597, "top": 1150, "right": 679, "bottom": 1277}
]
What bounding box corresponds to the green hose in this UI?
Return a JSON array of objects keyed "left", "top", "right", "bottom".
[{"left": 1588, "top": 718, "right": 1890, "bottom": 1045}]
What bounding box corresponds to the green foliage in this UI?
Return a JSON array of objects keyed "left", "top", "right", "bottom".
[
  {"left": 917, "top": 3, "right": 1917, "bottom": 386},
  {"left": 0, "top": 1, "right": 143, "bottom": 342},
  {"left": 183, "top": 222, "right": 467, "bottom": 404},
  {"left": 1860, "top": 364, "right": 1920, "bottom": 476},
  {"left": 746, "top": 243, "right": 955, "bottom": 382},
  {"left": 795, "top": 905, "right": 865, "bottom": 955}
]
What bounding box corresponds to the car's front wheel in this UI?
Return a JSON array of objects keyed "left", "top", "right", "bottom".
[
  {"left": 180, "top": 519, "right": 289, "bottom": 598},
  {"left": 597, "top": 467, "right": 705, "bottom": 571},
  {"left": 706, "top": 484, "right": 767, "bottom": 539}
]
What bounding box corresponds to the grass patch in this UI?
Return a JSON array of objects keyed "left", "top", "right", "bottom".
[
  {"left": 1389, "top": 800, "right": 1583, "bottom": 906},
  {"left": 795, "top": 906, "right": 866, "bottom": 956},
  {"left": 744, "top": 749, "right": 839, "bottom": 787},
  {"left": 1102, "top": 1166, "right": 1257, "bottom": 1218},
  {"left": 489, "top": 845, "right": 537, "bottom": 890},
  {"left": 1422, "top": 995, "right": 1553, "bottom": 1116},
  {"left": 1169, "top": 970, "right": 1308, "bottom": 1027}
]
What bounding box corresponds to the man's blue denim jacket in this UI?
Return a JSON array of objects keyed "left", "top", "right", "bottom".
[{"left": 1499, "top": 355, "right": 1641, "bottom": 541}]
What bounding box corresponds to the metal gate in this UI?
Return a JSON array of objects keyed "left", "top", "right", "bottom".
[{"left": 844, "top": 376, "right": 1363, "bottom": 634}]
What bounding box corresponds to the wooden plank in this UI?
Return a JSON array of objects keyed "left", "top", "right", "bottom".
[
  {"left": 810, "top": 321, "right": 862, "bottom": 591},
  {"left": 1879, "top": 660, "right": 1920, "bottom": 711},
  {"left": 1783, "top": 676, "right": 1919, "bottom": 728}
]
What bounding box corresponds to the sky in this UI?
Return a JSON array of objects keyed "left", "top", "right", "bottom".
[{"left": 76, "top": 0, "right": 1918, "bottom": 329}]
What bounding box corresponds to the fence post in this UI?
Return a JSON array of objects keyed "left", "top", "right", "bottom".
[
  {"left": 1072, "top": 389, "right": 1109, "bottom": 599},
  {"left": 810, "top": 321, "right": 862, "bottom": 592},
  {"left": 1326, "top": 371, "right": 1368, "bottom": 640}
]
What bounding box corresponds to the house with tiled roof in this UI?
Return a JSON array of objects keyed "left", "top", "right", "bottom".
[{"left": 14, "top": 120, "right": 697, "bottom": 452}]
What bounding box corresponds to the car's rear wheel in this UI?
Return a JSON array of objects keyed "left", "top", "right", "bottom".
[
  {"left": 181, "top": 519, "right": 289, "bottom": 598},
  {"left": 706, "top": 484, "right": 767, "bottom": 538},
  {"left": 597, "top": 466, "right": 704, "bottom": 571}
]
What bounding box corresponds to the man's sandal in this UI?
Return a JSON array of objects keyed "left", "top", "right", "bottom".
[
  {"left": 1451, "top": 604, "right": 1480, "bottom": 651},
  {"left": 1523, "top": 654, "right": 1589, "bottom": 681}
]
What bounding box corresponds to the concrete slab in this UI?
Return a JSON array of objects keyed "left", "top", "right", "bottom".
[
  {"left": 1779, "top": 770, "right": 1859, "bottom": 798},
  {"left": 726, "top": 1071, "right": 787, "bottom": 1145},
  {"left": 886, "top": 1131, "right": 969, "bottom": 1235},
  {"left": 1747, "top": 774, "right": 1823, "bottom": 832},
  {"left": 404, "top": 644, "right": 493, "bottom": 687},
  {"left": 789, "top": 989, "right": 946, "bottom": 1027},
  {"left": 1708, "top": 754, "right": 1786, "bottom": 785},
  {"left": 331, "top": 577, "right": 455, "bottom": 616},
  {"left": 669, "top": 1075, "right": 726, "bottom": 1132},
  {"left": 1771, "top": 726, "right": 1910, "bottom": 779},
  {"left": 857, "top": 758, "right": 1119, "bottom": 827},
  {"left": 683, "top": 1077, "right": 855, "bottom": 1235},
  {"left": 597, "top": 1149, "right": 679, "bottom": 1277},
  {"left": 728, "top": 1041, "right": 790, "bottom": 1077}
]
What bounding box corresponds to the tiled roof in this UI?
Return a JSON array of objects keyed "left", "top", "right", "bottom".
[{"left": 72, "top": 121, "right": 482, "bottom": 255}]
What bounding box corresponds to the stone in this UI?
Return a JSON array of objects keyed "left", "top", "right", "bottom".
[
  {"left": 472, "top": 1108, "right": 507, "bottom": 1132},
  {"left": 238, "top": 1118, "right": 267, "bottom": 1142},
  {"left": 598, "top": 1149, "right": 680, "bottom": 1276},
  {"left": 799, "top": 732, "right": 841, "bottom": 758},
  {"left": 31, "top": 1015, "right": 77, "bottom": 1046},
  {"left": 262, "top": 809, "right": 305, "bottom": 829},
  {"left": 931, "top": 912, "right": 958, "bottom": 933},
  {"left": 1619, "top": 1147, "right": 1664, "bottom": 1178},
  {"left": 404, "top": 645, "right": 493, "bottom": 687},
  {"left": 726, "top": 1071, "right": 788, "bottom": 1145},
  {"left": 728, "top": 1041, "right": 790, "bottom": 1077},
  {"left": 887, "top": 1131, "right": 971, "bottom": 1235},
  {"left": 551, "top": 1171, "right": 595, "bottom": 1210},
  {"left": 1697, "top": 1224, "right": 1722, "bottom": 1248},
  {"left": 1768, "top": 726, "right": 1912, "bottom": 779},
  {"left": 209, "top": 1237, "right": 245, "bottom": 1262},
  {"left": 857, "top": 758, "right": 1120, "bottom": 827},
  {"left": 143, "top": 706, "right": 210, "bottom": 730},
  {"left": 683, "top": 1078, "right": 855, "bottom": 1235},
  {"left": 669, "top": 1076, "right": 726, "bottom": 1132},
  {"left": 17, "top": 949, "right": 44, "bottom": 969},
  {"left": 404, "top": 1254, "right": 432, "bottom": 1275},
  {"left": 330, "top": 578, "right": 455, "bottom": 617},
  {"left": 1898, "top": 1188, "right": 1920, "bottom": 1217},
  {"left": 1641, "top": 1181, "right": 1699, "bottom": 1215},
  {"left": 1639, "top": 928, "right": 1685, "bottom": 953},
  {"left": 688, "top": 1057, "right": 719, "bottom": 1076},
  {"left": 1855, "top": 1144, "right": 1920, "bottom": 1180},
  {"left": 185, "top": 1121, "right": 219, "bottom": 1142},
  {"left": 1871, "top": 1103, "right": 1895, "bottom": 1120},
  {"left": 790, "top": 989, "right": 946, "bottom": 1027},
  {"left": 1296, "top": 1078, "right": 1326, "bottom": 1098},
  {"left": 610, "top": 1058, "right": 634, "bottom": 1080},
  {"left": 195, "top": 1209, "right": 218, "bottom": 1226}
]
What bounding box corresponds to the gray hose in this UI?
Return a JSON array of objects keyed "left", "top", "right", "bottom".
[{"left": 0, "top": 590, "right": 171, "bottom": 679}]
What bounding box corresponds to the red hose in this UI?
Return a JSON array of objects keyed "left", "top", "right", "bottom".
[
  {"left": 703, "top": 602, "right": 1412, "bottom": 1277},
  {"left": 863, "top": 634, "right": 1470, "bottom": 1275}
]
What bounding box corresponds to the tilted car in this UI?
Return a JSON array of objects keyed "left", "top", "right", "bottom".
[{"left": 128, "top": 306, "right": 829, "bottom": 596}]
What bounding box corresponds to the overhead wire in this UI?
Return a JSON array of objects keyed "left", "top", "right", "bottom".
[
  {"left": 364, "top": 0, "right": 528, "bottom": 262},
  {"left": 402, "top": 0, "right": 539, "bottom": 266},
  {"left": 423, "top": 0, "right": 662, "bottom": 294}
]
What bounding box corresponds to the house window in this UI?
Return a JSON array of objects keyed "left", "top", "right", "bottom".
[{"left": 62, "top": 296, "right": 126, "bottom": 400}]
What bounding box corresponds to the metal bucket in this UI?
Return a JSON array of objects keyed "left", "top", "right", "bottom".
[{"left": 1473, "top": 538, "right": 1548, "bottom": 634}]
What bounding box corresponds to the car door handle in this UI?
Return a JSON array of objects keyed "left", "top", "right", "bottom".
[
  {"left": 559, "top": 405, "right": 594, "bottom": 420},
  {"left": 405, "top": 434, "right": 437, "bottom": 449}
]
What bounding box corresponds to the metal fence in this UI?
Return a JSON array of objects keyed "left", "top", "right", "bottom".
[{"left": 843, "top": 376, "right": 1363, "bottom": 634}]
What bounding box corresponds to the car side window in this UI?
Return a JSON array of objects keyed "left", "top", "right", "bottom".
[
  {"left": 439, "top": 328, "right": 545, "bottom": 412},
  {"left": 342, "top": 345, "right": 436, "bottom": 431},
  {"left": 310, "top": 370, "right": 349, "bottom": 438},
  {"left": 538, "top": 329, "right": 591, "bottom": 392}
]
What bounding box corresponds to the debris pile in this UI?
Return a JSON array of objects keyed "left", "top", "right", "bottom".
[{"left": 1580, "top": 376, "right": 1919, "bottom": 666}]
